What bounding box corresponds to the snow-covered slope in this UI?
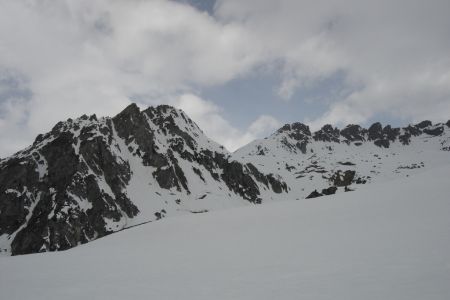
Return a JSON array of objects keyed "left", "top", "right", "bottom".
[
  {"left": 1, "top": 166, "right": 449, "bottom": 300},
  {"left": 233, "top": 121, "right": 450, "bottom": 200}
]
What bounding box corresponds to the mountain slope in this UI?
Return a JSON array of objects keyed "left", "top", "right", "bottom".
[
  {"left": 233, "top": 120, "right": 450, "bottom": 199},
  {"left": 1, "top": 103, "right": 449, "bottom": 255},
  {"left": 1, "top": 166, "right": 449, "bottom": 300},
  {"left": 0, "top": 104, "right": 286, "bottom": 255}
]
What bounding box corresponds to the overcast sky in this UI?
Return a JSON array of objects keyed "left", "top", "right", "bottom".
[{"left": 1, "top": 0, "right": 450, "bottom": 157}]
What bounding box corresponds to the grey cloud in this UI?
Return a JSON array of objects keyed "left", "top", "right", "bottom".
[
  {"left": 0, "top": 0, "right": 449, "bottom": 156},
  {"left": 0, "top": 68, "right": 33, "bottom": 156},
  {"left": 0, "top": 69, "right": 32, "bottom": 110},
  {"left": 215, "top": 0, "right": 450, "bottom": 124}
]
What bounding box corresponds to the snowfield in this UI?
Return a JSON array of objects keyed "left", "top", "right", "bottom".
[{"left": 1, "top": 166, "right": 450, "bottom": 300}]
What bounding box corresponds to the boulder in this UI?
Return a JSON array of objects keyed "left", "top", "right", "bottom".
[
  {"left": 322, "top": 186, "right": 338, "bottom": 195},
  {"left": 306, "top": 190, "right": 323, "bottom": 199}
]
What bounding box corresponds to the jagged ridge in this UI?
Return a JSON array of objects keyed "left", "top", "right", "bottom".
[
  {"left": 234, "top": 118, "right": 450, "bottom": 201},
  {"left": 0, "top": 104, "right": 287, "bottom": 255},
  {"left": 1, "top": 103, "right": 449, "bottom": 256}
]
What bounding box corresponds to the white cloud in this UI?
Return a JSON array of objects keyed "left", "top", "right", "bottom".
[
  {"left": 215, "top": 0, "right": 450, "bottom": 124},
  {"left": 174, "top": 94, "right": 280, "bottom": 151},
  {"left": 0, "top": 0, "right": 263, "bottom": 156},
  {"left": 248, "top": 115, "right": 281, "bottom": 137},
  {"left": 1, "top": 0, "right": 450, "bottom": 156}
]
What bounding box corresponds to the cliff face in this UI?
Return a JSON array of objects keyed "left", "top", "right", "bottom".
[{"left": 0, "top": 104, "right": 286, "bottom": 255}]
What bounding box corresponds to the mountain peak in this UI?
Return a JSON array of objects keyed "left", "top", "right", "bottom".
[
  {"left": 277, "top": 122, "right": 311, "bottom": 135},
  {"left": 119, "top": 102, "right": 140, "bottom": 115},
  {"left": 1, "top": 101, "right": 449, "bottom": 256},
  {"left": 0, "top": 103, "right": 288, "bottom": 255}
]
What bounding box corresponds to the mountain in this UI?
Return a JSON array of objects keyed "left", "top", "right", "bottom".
[
  {"left": 0, "top": 103, "right": 449, "bottom": 255},
  {"left": 0, "top": 104, "right": 287, "bottom": 255},
  {"left": 233, "top": 120, "right": 450, "bottom": 199},
  {"left": 1, "top": 165, "right": 450, "bottom": 300}
]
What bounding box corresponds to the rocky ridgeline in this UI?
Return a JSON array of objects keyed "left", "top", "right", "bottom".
[
  {"left": 234, "top": 118, "right": 450, "bottom": 201},
  {"left": 0, "top": 104, "right": 287, "bottom": 255},
  {"left": 280, "top": 120, "right": 449, "bottom": 151},
  {"left": 1, "top": 103, "right": 449, "bottom": 256}
]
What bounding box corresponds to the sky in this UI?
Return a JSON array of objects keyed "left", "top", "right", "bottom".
[{"left": 0, "top": 0, "right": 450, "bottom": 157}]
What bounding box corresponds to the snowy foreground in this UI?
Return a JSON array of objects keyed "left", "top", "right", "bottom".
[{"left": 1, "top": 167, "right": 450, "bottom": 300}]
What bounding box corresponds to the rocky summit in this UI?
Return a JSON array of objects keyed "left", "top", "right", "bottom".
[{"left": 0, "top": 103, "right": 449, "bottom": 255}]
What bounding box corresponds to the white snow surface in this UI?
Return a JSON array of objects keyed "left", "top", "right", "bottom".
[
  {"left": 233, "top": 124, "right": 450, "bottom": 200},
  {"left": 1, "top": 165, "right": 449, "bottom": 300}
]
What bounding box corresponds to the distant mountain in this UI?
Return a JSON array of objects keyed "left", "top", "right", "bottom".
[
  {"left": 234, "top": 120, "right": 450, "bottom": 200},
  {"left": 0, "top": 103, "right": 449, "bottom": 255}
]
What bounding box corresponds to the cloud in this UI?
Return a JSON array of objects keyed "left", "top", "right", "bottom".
[
  {"left": 0, "top": 0, "right": 263, "bottom": 156},
  {"left": 0, "top": 69, "right": 34, "bottom": 156},
  {"left": 248, "top": 115, "right": 281, "bottom": 137},
  {"left": 174, "top": 94, "right": 280, "bottom": 151},
  {"left": 215, "top": 0, "right": 450, "bottom": 124},
  {"left": 1, "top": 0, "right": 450, "bottom": 156}
]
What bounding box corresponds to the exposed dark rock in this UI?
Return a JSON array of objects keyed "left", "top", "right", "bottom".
[
  {"left": 41, "top": 132, "right": 79, "bottom": 192},
  {"left": 144, "top": 106, "right": 197, "bottom": 151},
  {"left": 267, "top": 174, "right": 288, "bottom": 194},
  {"left": 399, "top": 124, "right": 423, "bottom": 145},
  {"left": 322, "top": 186, "right": 337, "bottom": 195},
  {"left": 382, "top": 125, "right": 400, "bottom": 141},
  {"left": 306, "top": 190, "right": 322, "bottom": 199},
  {"left": 254, "top": 198, "right": 262, "bottom": 204},
  {"left": 423, "top": 126, "right": 444, "bottom": 136},
  {"left": 338, "top": 161, "right": 356, "bottom": 166},
  {"left": 5, "top": 119, "right": 141, "bottom": 255},
  {"left": 313, "top": 124, "right": 340, "bottom": 143},
  {"left": 220, "top": 161, "right": 260, "bottom": 202},
  {"left": 172, "top": 159, "right": 190, "bottom": 193},
  {"left": 154, "top": 211, "right": 165, "bottom": 220},
  {"left": 415, "top": 120, "right": 432, "bottom": 129},
  {"left": 113, "top": 103, "right": 165, "bottom": 168},
  {"left": 330, "top": 170, "right": 356, "bottom": 187},
  {"left": 278, "top": 123, "right": 311, "bottom": 137},
  {"left": 290, "top": 122, "right": 311, "bottom": 137},
  {"left": 310, "top": 120, "right": 444, "bottom": 147},
  {"left": 295, "top": 141, "right": 308, "bottom": 154},
  {"left": 277, "top": 123, "right": 311, "bottom": 154},
  {"left": 368, "top": 122, "right": 383, "bottom": 140},
  {"left": 399, "top": 132, "right": 411, "bottom": 145},
  {"left": 190, "top": 209, "right": 209, "bottom": 214},
  {"left": 355, "top": 177, "right": 367, "bottom": 184},
  {"left": 192, "top": 167, "right": 205, "bottom": 182},
  {"left": 374, "top": 139, "right": 390, "bottom": 148},
  {"left": 404, "top": 125, "right": 422, "bottom": 136},
  {"left": 285, "top": 164, "right": 296, "bottom": 171},
  {"left": 245, "top": 163, "right": 268, "bottom": 186},
  {"left": 153, "top": 166, "right": 182, "bottom": 191},
  {"left": 33, "top": 134, "right": 44, "bottom": 145},
  {"left": 340, "top": 125, "right": 366, "bottom": 142}
]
